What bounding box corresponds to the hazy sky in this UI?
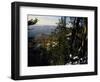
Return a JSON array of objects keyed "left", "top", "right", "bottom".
[
  {"left": 28, "top": 15, "right": 61, "bottom": 26},
  {"left": 28, "top": 15, "right": 72, "bottom": 26}
]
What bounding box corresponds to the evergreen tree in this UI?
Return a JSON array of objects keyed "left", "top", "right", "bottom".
[{"left": 48, "top": 16, "right": 70, "bottom": 65}]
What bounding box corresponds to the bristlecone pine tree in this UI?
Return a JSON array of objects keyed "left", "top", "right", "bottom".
[{"left": 48, "top": 17, "right": 87, "bottom": 65}]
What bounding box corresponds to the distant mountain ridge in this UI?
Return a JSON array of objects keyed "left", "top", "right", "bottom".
[{"left": 28, "top": 25, "right": 57, "bottom": 38}]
